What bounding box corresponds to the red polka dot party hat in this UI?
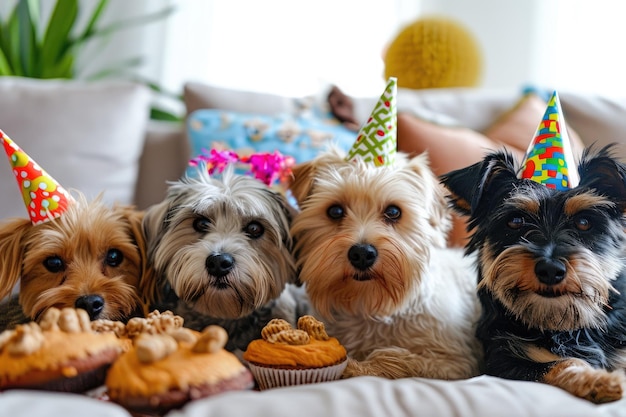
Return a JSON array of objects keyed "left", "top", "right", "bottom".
[
  {"left": 345, "top": 77, "right": 397, "bottom": 167},
  {"left": 1, "top": 130, "right": 74, "bottom": 225},
  {"left": 520, "top": 91, "right": 579, "bottom": 190}
]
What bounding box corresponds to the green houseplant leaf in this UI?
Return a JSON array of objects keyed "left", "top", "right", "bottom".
[
  {"left": 40, "top": 0, "right": 78, "bottom": 78},
  {"left": 0, "top": 0, "right": 182, "bottom": 121},
  {"left": 15, "top": 0, "right": 39, "bottom": 77}
]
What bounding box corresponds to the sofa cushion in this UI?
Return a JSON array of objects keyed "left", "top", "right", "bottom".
[
  {"left": 134, "top": 120, "right": 189, "bottom": 210},
  {"left": 188, "top": 108, "right": 356, "bottom": 162},
  {"left": 0, "top": 78, "right": 151, "bottom": 220},
  {"left": 560, "top": 91, "right": 626, "bottom": 160},
  {"left": 382, "top": 87, "right": 523, "bottom": 131},
  {"left": 184, "top": 82, "right": 304, "bottom": 116}
]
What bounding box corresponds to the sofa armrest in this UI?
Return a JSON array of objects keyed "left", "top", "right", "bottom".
[{"left": 133, "top": 121, "right": 188, "bottom": 210}]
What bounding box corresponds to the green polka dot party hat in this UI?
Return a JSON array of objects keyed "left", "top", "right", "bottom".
[{"left": 345, "top": 77, "right": 397, "bottom": 167}]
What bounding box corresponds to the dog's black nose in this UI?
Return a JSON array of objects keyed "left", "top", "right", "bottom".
[
  {"left": 206, "top": 253, "right": 235, "bottom": 277},
  {"left": 535, "top": 258, "right": 566, "bottom": 285},
  {"left": 348, "top": 243, "right": 378, "bottom": 270},
  {"left": 75, "top": 294, "right": 105, "bottom": 320}
]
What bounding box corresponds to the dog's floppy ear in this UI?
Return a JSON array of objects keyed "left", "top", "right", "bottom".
[
  {"left": 405, "top": 152, "right": 452, "bottom": 246},
  {"left": 140, "top": 198, "right": 176, "bottom": 304},
  {"left": 577, "top": 144, "right": 626, "bottom": 210},
  {"left": 265, "top": 188, "right": 300, "bottom": 285},
  {"left": 440, "top": 150, "right": 518, "bottom": 216},
  {"left": 117, "top": 206, "right": 156, "bottom": 313},
  {"left": 267, "top": 189, "right": 298, "bottom": 246},
  {"left": 289, "top": 160, "right": 317, "bottom": 205},
  {"left": 0, "top": 218, "right": 32, "bottom": 300},
  {"left": 142, "top": 199, "right": 172, "bottom": 256},
  {"left": 290, "top": 147, "right": 351, "bottom": 205}
]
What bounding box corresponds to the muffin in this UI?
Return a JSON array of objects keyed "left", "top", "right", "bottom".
[
  {"left": 243, "top": 315, "right": 347, "bottom": 390},
  {"left": 0, "top": 307, "right": 124, "bottom": 392},
  {"left": 106, "top": 324, "right": 254, "bottom": 413}
]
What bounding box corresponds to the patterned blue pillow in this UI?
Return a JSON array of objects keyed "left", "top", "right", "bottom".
[{"left": 186, "top": 109, "right": 357, "bottom": 174}]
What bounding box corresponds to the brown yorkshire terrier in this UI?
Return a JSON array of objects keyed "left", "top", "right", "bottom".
[
  {"left": 0, "top": 195, "right": 150, "bottom": 328},
  {"left": 290, "top": 147, "right": 482, "bottom": 380}
]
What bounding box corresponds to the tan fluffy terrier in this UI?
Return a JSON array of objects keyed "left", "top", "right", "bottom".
[
  {"left": 0, "top": 195, "right": 150, "bottom": 326},
  {"left": 290, "top": 147, "right": 482, "bottom": 379}
]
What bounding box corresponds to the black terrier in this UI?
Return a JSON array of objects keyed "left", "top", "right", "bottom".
[{"left": 441, "top": 145, "right": 626, "bottom": 403}]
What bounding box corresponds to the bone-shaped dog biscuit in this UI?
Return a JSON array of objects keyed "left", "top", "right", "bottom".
[
  {"left": 261, "top": 318, "right": 292, "bottom": 341},
  {"left": 266, "top": 329, "right": 310, "bottom": 345},
  {"left": 192, "top": 325, "right": 228, "bottom": 354},
  {"left": 135, "top": 334, "right": 178, "bottom": 363},
  {"left": 297, "top": 315, "right": 330, "bottom": 340}
]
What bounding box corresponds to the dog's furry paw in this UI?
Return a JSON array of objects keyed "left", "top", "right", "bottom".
[
  {"left": 545, "top": 358, "right": 625, "bottom": 403},
  {"left": 576, "top": 369, "right": 625, "bottom": 404},
  {"left": 572, "top": 369, "right": 624, "bottom": 404},
  {"left": 341, "top": 348, "right": 426, "bottom": 379},
  {"left": 341, "top": 357, "right": 363, "bottom": 379}
]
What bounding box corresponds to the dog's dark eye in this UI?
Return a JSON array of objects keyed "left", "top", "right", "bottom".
[
  {"left": 193, "top": 217, "right": 211, "bottom": 233},
  {"left": 327, "top": 205, "right": 344, "bottom": 220},
  {"left": 244, "top": 221, "right": 264, "bottom": 239},
  {"left": 43, "top": 256, "right": 65, "bottom": 273},
  {"left": 105, "top": 249, "right": 124, "bottom": 267},
  {"left": 507, "top": 216, "right": 525, "bottom": 230},
  {"left": 384, "top": 205, "right": 401, "bottom": 222},
  {"left": 574, "top": 216, "right": 591, "bottom": 232}
]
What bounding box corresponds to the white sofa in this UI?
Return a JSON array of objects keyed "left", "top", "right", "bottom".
[{"left": 1, "top": 78, "right": 626, "bottom": 417}]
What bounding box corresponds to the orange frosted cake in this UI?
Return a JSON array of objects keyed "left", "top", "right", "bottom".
[
  {"left": 106, "top": 325, "right": 253, "bottom": 413},
  {"left": 0, "top": 307, "right": 124, "bottom": 392},
  {"left": 243, "top": 315, "right": 347, "bottom": 389}
]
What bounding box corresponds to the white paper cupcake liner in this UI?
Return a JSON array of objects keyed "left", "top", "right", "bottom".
[{"left": 248, "top": 359, "right": 348, "bottom": 390}]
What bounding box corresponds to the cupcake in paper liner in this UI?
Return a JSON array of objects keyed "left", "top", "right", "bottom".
[{"left": 242, "top": 316, "right": 347, "bottom": 390}]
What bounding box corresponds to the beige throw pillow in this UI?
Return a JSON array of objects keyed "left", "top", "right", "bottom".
[{"left": 0, "top": 78, "right": 151, "bottom": 221}]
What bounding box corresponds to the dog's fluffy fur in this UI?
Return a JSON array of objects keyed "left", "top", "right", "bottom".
[
  {"left": 0, "top": 195, "right": 149, "bottom": 328},
  {"left": 441, "top": 145, "right": 626, "bottom": 403},
  {"left": 143, "top": 167, "right": 306, "bottom": 353},
  {"left": 289, "top": 147, "right": 482, "bottom": 379}
]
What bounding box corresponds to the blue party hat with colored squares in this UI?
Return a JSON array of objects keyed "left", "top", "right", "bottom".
[{"left": 520, "top": 91, "right": 579, "bottom": 190}]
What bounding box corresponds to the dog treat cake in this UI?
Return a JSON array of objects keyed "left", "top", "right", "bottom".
[
  {"left": 243, "top": 315, "right": 347, "bottom": 390},
  {"left": 105, "top": 324, "right": 254, "bottom": 413},
  {"left": 0, "top": 307, "right": 124, "bottom": 392},
  {"left": 92, "top": 309, "right": 185, "bottom": 350}
]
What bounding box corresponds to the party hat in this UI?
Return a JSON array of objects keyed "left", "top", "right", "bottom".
[
  {"left": 1, "top": 130, "right": 74, "bottom": 225},
  {"left": 520, "top": 91, "right": 579, "bottom": 190},
  {"left": 345, "top": 77, "right": 397, "bottom": 167}
]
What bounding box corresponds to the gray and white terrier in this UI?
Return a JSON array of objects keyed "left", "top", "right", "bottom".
[{"left": 142, "top": 166, "right": 307, "bottom": 353}]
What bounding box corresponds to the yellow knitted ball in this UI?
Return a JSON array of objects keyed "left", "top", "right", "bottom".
[{"left": 384, "top": 17, "right": 483, "bottom": 89}]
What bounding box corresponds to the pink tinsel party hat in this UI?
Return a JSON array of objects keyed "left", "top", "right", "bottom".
[
  {"left": 520, "top": 91, "right": 579, "bottom": 190},
  {"left": 1, "top": 130, "right": 74, "bottom": 225},
  {"left": 345, "top": 77, "right": 397, "bottom": 167}
]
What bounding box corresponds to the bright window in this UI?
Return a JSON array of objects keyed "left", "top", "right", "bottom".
[{"left": 159, "top": 0, "right": 420, "bottom": 97}]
